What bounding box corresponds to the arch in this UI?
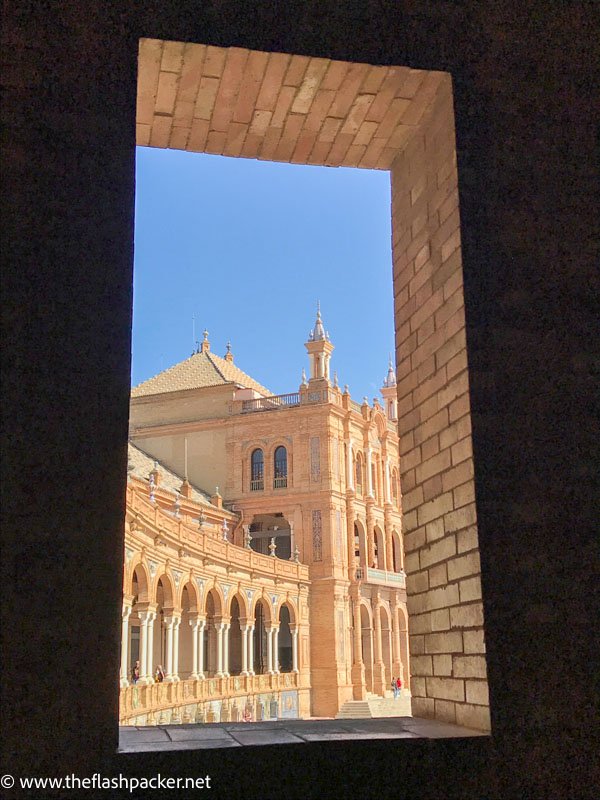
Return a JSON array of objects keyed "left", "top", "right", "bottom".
[
  {"left": 253, "top": 598, "right": 271, "bottom": 675},
  {"left": 355, "top": 451, "right": 364, "bottom": 496},
  {"left": 379, "top": 603, "right": 393, "bottom": 688},
  {"left": 277, "top": 604, "right": 293, "bottom": 672},
  {"left": 273, "top": 445, "right": 288, "bottom": 488},
  {"left": 250, "top": 593, "right": 273, "bottom": 626},
  {"left": 374, "top": 412, "right": 387, "bottom": 439},
  {"left": 374, "top": 525, "right": 386, "bottom": 570},
  {"left": 397, "top": 604, "right": 410, "bottom": 691},
  {"left": 360, "top": 601, "right": 374, "bottom": 693},
  {"left": 152, "top": 570, "right": 175, "bottom": 609},
  {"left": 354, "top": 519, "right": 367, "bottom": 572},
  {"left": 176, "top": 577, "right": 201, "bottom": 612},
  {"left": 129, "top": 560, "right": 150, "bottom": 604},
  {"left": 178, "top": 584, "right": 194, "bottom": 679},
  {"left": 391, "top": 467, "right": 400, "bottom": 506},
  {"left": 250, "top": 448, "right": 264, "bottom": 491},
  {"left": 202, "top": 584, "right": 224, "bottom": 618},
  {"left": 226, "top": 589, "right": 250, "bottom": 622},
  {"left": 203, "top": 590, "right": 219, "bottom": 677},
  {"left": 228, "top": 596, "right": 243, "bottom": 676},
  {"left": 279, "top": 598, "right": 297, "bottom": 626},
  {"left": 391, "top": 529, "right": 403, "bottom": 572}
]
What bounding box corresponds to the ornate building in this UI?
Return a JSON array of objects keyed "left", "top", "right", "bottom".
[{"left": 121, "top": 307, "right": 409, "bottom": 723}]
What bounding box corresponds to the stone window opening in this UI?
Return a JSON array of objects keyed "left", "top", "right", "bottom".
[
  {"left": 273, "top": 445, "right": 288, "bottom": 489},
  {"left": 250, "top": 448, "right": 264, "bottom": 491}
]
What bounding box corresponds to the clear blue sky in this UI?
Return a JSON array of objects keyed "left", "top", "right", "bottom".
[{"left": 132, "top": 147, "right": 394, "bottom": 402}]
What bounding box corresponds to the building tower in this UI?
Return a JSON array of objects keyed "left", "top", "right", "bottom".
[
  {"left": 381, "top": 356, "right": 397, "bottom": 420},
  {"left": 305, "top": 302, "right": 334, "bottom": 387}
]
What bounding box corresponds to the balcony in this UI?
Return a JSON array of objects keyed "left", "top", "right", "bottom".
[
  {"left": 366, "top": 567, "right": 406, "bottom": 588},
  {"left": 250, "top": 479, "right": 264, "bottom": 491},
  {"left": 240, "top": 393, "right": 300, "bottom": 413},
  {"left": 273, "top": 476, "right": 287, "bottom": 489}
]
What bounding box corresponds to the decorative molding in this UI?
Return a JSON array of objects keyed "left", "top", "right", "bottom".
[
  {"left": 148, "top": 559, "right": 158, "bottom": 578},
  {"left": 312, "top": 510, "right": 322, "bottom": 562},
  {"left": 310, "top": 436, "right": 321, "bottom": 482}
]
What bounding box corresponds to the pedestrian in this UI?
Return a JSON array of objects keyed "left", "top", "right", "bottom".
[
  {"left": 131, "top": 660, "right": 140, "bottom": 684},
  {"left": 396, "top": 676, "right": 402, "bottom": 697},
  {"left": 391, "top": 676, "right": 397, "bottom": 699},
  {"left": 155, "top": 665, "right": 165, "bottom": 682}
]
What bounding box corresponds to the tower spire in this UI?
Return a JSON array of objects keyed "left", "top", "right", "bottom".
[{"left": 305, "top": 303, "right": 334, "bottom": 385}]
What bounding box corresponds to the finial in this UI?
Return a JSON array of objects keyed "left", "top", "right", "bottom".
[
  {"left": 333, "top": 371, "right": 339, "bottom": 388},
  {"left": 344, "top": 384, "right": 349, "bottom": 394},
  {"left": 203, "top": 329, "right": 209, "bottom": 341},
  {"left": 316, "top": 299, "right": 321, "bottom": 318},
  {"left": 301, "top": 367, "right": 308, "bottom": 387},
  {"left": 226, "top": 341, "right": 231, "bottom": 353}
]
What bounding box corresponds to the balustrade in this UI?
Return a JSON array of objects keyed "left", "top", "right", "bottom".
[{"left": 120, "top": 671, "right": 300, "bottom": 724}]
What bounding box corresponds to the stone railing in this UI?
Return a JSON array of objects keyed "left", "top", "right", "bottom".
[
  {"left": 120, "top": 672, "right": 300, "bottom": 725},
  {"left": 366, "top": 567, "right": 406, "bottom": 588},
  {"left": 127, "top": 489, "right": 310, "bottom": 583}
]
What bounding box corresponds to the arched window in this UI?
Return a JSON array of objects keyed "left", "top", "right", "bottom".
[
  {"left": 250, "top": 449, "right": 264, "bottom": 491},
  {"left": 355, "top": 453, "right": 363, "bottom": 496},
  {"left": 274, "top": 446, "right": 287, "bottom": 488}
]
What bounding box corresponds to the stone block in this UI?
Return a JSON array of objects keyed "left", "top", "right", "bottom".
[
  {"left": 411, "top": 678, "right": 428, "bottom": 700},
  {"left": 450, "top": 603, "right": 484, "bottom": 629},
  {"left": 428, "top": 562, "right": 448, "bottom": 588},
  {"left": 420, "top": 533, "right": 456, "bottom": 569},
  {"left": 453, "top": 655, "right": 487, "bottom": 679},
  {"left": 406, "top": 569, "right": 429, "bottom": 595},
  {"left": 424, "top": 631, "right": 463, "bottom": 654},
  {"left": 425, "top": 677, "right": 464, "bottom": 702},
  {"left": 457, "top": 525, "right": 479, "bottom": 554},
  {"left": 433, "top": 654, "right": 452, "bottom": 676},
  {"left": 451, "top": 435, "right": 473, "bottom": 465},
  {"left": 410, "top": 634, "right": 425, "bottom": 655},
  {"left": 434, "top": 699, "right": 457, "bottom": 723},
  {"left": 422, "top": 582, "right": 460, "bottom": 612},
  {"left": 441, "top": 459, "right": 474, "bottom": 492},
  {"left": 445, "top": 503, "right": 477, "bottom": 534},
  {"left": 455, "top": 702, "right": 491, "bottom": 732},
  {"left": 453, "top": 480, "right": 475, "bottom": 508},
  {"left": 411, "top": 696, "right": 435, "bottom": 718},
  {"left": 404, "top": 526, "right": 426, "bottom": 552},
  {"left": 447, "top": 551, "right": 481, "bottom": 581},
  {"left": 405, "top": 551, "right": 420, "bottom": 573},
  {"left": 459, "top": 576, "right": 482, "bottom": 603},
  {"left": 411, "top": 655, "right": 433, "bottom": 676},
  {"left": 425, "top": 517, "right": 445, "bottom": 542},
  {"left": 409, "top": 611, "right": 432, "bottom": 634},
  {"left": 431, "top": 608, "right": 450, "bottom": 631},
  {"left": 463, "top": 629, "right": 486, "bottom": 654},
  {"left": 465, "top": 680, "right": 489, "bottom": 706}
]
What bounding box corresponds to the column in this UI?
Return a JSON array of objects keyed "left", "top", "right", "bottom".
[
  {"left": 346, "top": 439, "right": 354, "bottom": 490},
  {"left": 247, "top": 625, "right": 255, "bottom": 675},
  {"left": 391, "top": 603, "right": 402, "bottom": 678},
  {"left": 216, "top": 623, "right": 225, "bottom": 677},
  {"left": 373, "top": 602, "right": 386, "bottom": 695},
  {"left": 289, "top": 521, "right": 295, "bottom": 556},
  {"left": 241, "top": 625, "right": 249, "bottom": 675},
  {"left": 366, "top": 447, "right": 373, "bottom": 497},
  {"left": 172, "top": 615, "right": 181, "bottom": 681},
  {"left": 138, "top": 612, "right": 149, "bottom": 682},
  {"left": 350, "top": 598, "right": 366, "bottom": 699},
  {"left": 384, "top": 457, "right": 391, "bottom": 503},
  {"left": 291, "top": 627, "right": 299, "bottom": 672},
  {"left": 222, "top": 623, "right": 230, "bottom": 677},
  {"left": 190, "top": 617, "right": 199, "bottom": 680},
  {"left": 120, "top": 604, "right": 132, "bottom": 687},
  {"left": 164, "top": 617, "right": 175, "bottom": 681},
  {"left": 266, "top": 626, "right": 274, "bottom": 673},
  {"left": 197, "top": 620, "right": 206, "bottom": 679},
  {"left": 272, "top": 626, "right": 280, "bottom": 673},
  {"left": 145, "top": 612, "right": 155, "bottom": 683}
]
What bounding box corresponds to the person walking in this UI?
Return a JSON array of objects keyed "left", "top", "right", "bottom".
[
  {"left": 391, "top": 676, "right": 398, "bottom": 699},
  {"left": 154, "top": 665, "right": 165, "bottom": 682},
  {"left": 396, "top": 676, "right": 402, "bottom": 697},
  {"left": 131, "top": 660, "right": 140, "bottom": 684}
]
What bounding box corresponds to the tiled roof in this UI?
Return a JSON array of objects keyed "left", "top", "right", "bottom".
[
  {"left": 127, "top": 441, "right": 213, "bottom": 507},
  {"left": 131, "top": 350, "right": 272, "bottom": 398}
]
